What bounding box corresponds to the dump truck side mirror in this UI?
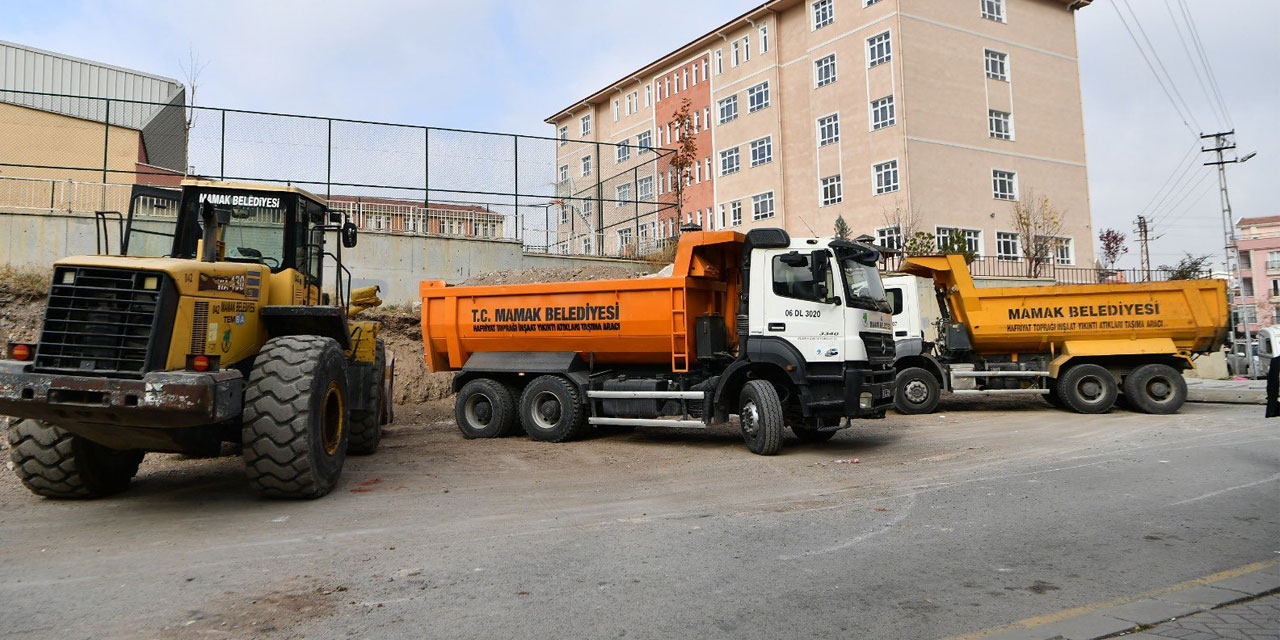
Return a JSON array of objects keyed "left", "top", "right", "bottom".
[{"left": 809, "top": 250, "right": 832, "bottom": 302}]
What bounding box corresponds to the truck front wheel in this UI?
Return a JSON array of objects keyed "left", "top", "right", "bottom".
[
  {"left": 739, "top": 380, "right": 784, "bottom": 455},
  {"left": 1123, "top": 364, "right": 1187, "bottom": 414},
  {"left": 7, "top": 418, "right": 143, "bottom": 498},
  {"left": 1055, "top": 364, "right": 1118, "bottom": 414},
  {"left": 456, "top": 378, "right": 519, "bottom": 438},
  {"left": 519, "top": 376, "right": 588, "bottom": 443},
  {"left": 894, "top": 367, "right": 941, "bottom": 414}
]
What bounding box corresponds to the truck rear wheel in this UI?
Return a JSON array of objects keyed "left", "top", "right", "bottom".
[
  {"left": 1123, "top": 364, "right": 1187, "bottom": 414},
  {"left": 739, "top": 380, "right": 784, "bottom": 455},
  {"left": 894, "top": 367, "right": 941, "bottom": 414},
  {"left": 456, "top": 378, "right": 519, "bottom": 438},
  {"left": 1056, "top": 364, "right": 1117, "bottom": 414},
  {"left": 349, "top": 338, "right": 386, "bottom": 455},
  {"left": 519, "top": 375, "right": 588, "bottom": 443},
  {"left": 242, "top": 335, "right": 350, "bottom": 499},
  {"left": 7, "top": 418, "right": 143, "bottom": 498}
]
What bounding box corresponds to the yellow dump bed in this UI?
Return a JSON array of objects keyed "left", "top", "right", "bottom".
[{"left": 902, "top": 255, "right": 1229, "bottom": 359}]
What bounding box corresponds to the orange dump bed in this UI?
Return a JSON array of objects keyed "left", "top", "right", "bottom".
[
  {"left": 420, "top": 232, "right": 744, "bottom": 373},
  {"left": 902, "top": 255, "right": 1229, "bottom": 356}
]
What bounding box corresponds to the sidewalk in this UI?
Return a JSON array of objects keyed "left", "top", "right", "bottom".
[
  {"left": 1184, "top": 378, "right": 1268, "bottom": 405},
  {"left": 1116, "top": 592, "right": 1279, "bottom": 639}
]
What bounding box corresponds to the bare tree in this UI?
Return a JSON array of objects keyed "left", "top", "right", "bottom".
[
  {"left": 666, "top": 98, "right": 698, "bottom": 226},
  {"left": 179, "top": 47, "right": 209, "bottom": 135},
  {"left": 1010, "top": 188, "right": 1065, "bottom": 278},
  {"left": 879, "top": 199, "right": 923, "bottom": 244}
]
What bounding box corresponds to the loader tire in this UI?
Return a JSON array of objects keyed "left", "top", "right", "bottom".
[
  {"left": 894, "top": 367, "right": 941, "bottom": 414},
  {"left": 456, "top": 378, "right": 520, "bottom": 439},
  {"left": 519, "top": 375, "right": 588, "bottom": 443},
  {"left": 6, "top": 418, "right": 143, "bottom": 499},
  {"left": 1055, "top": 364, "right": 1117, "bottom": 414},
  {"left": 739, "top": 380, "right": 784, "bottom": 455},
  {"left": 349, "top": 339, "right": 386, "bottom": 455},
  {"left": 242, "top": 336, "right": 350, "bottom": 499},
  {"left": 1123, "top": 364, "right": 1187, "bottom": 415}
]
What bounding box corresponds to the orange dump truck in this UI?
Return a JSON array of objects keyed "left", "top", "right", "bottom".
[
  {"left": 883, "top": 254, "right": 1229, "bottom": 415},
  {"left": 420, "top": 229, "right": 896, "bottom": 455}
]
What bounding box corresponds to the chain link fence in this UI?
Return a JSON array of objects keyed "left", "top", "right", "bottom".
[{"left": 0, "top": 89, "right": 675, "bottom": 258}]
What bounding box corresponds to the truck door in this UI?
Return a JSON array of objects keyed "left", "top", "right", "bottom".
[{"left": 759, "top": 249, "right": 843, "bottom": 363}]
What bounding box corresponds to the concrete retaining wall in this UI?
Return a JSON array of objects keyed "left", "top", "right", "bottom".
[{"left": 0, "top": 209, "right": 656, "bottom": 305}]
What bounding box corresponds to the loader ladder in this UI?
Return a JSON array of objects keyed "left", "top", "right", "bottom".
[{"left": 670, "top": 287, "right": 689, "bottom": 372}]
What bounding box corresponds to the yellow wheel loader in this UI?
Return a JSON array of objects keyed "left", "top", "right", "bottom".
[{"left": 0, "top": 180, "right": 393, "bottom": 499}]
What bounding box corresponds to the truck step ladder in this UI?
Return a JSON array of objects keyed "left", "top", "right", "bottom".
[{"left": 670, "top": 287, "right": 689, "bottom": 373}]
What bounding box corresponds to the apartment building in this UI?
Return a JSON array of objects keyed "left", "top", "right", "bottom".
[
  {"left": 546, "top": 0, "right": 1094, "bottom": 266},
  {"left": 1235, "top": 216, "right": 1280, "bottom": 333}
]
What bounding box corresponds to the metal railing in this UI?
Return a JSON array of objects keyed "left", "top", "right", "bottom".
[{"left": 879, "top": 252, "right": 1211, "bottom": 284}]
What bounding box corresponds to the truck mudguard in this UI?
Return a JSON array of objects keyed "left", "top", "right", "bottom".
[
  {"left": 261, "top": 306, "right": 351, "bottom": 350},
  {"left": 452, "top": 351, "right": 589, "bottom": 392}
]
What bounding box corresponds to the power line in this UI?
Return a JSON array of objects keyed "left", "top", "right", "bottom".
[
  {"left": 1161, "top": 0, "right": 1228, "bottom": 128},
  {"left": 1175, "top": 0, "right": 1234, "bottom": 128},
  {"left": 1119, "top": 0, "right": 1202, "bottom": 132},
  {"left": 1137, "top": 140, "right": 1199, "bottom": 219},
  {"left": 1150, "top": 167, "right": 1213, "bottom": 226},
  {"left": 1110, "top": 1, "right": 1200, "bottom": 136},
  {"left": 1151, "top": 177, "right": 1215, "bottom": 229}
]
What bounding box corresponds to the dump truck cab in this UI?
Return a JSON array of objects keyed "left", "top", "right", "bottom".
[{"left": 1, "top": 180, "right": 391, "bottom": 499}]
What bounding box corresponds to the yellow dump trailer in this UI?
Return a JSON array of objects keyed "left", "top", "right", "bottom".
[{"left": 884, "top": 255, "right": 1228, "bottom": 415}]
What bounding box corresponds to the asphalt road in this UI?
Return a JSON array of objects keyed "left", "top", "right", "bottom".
[{"left": 0, "top": 398, "right": 1276, "bottom": 639}]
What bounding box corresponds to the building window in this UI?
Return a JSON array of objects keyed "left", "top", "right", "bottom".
[
  {"left": 682, "top": 68, "right": 689, "bottom": 90},
  {"left": 876, "top": 226, "right": 902, "bottom": 251},
  {"left": 645, "top": 85, "right": 652, "bottom": 107},
  {"left": 558, "top": 165, "right": 568, "bottom": 182},
  {"left": 937, "top": 227, "right": 982, "bottom": 256},
  {"left": 616, "top": 183, "right": 632, "bottom": 205},
  {"left": 559, "top": 204, "right": 570, "bottom": 225},
  {"left": 732, "top": 40, "right": 741, "bottom": 67},
  {"left": 720, "top": 147, "right": 741, "bottom": 175},
  {"left": 996, "top": 231, "right": 1020, "bottom": 261},
  {"left": 870, "top": 95, "right": 896, "bottom": 130},
  {"left": 813, "top": 0, "right": 834, "bottom": 29},
  {"left": 616, "top": 140, "right": 630, "bottom": 164},
  {"left": 638, "top": 176, "right": 654, "bottom": 201},
  {"left": 867, "top": 31, "right": 892, "bottom": 67},
  {"left": 817, "top": 114, "right": 840, "bottom": 146},
  {"left": 981, "top": 0, "right": 1006, "bottom": 23},
  {"left": 873, "top": 160, "right": 899, "bottom": 194},
  {"left": 759, "top": 23, "right": 769, "bottom": 53},
  {"left": 815, "top": 54, "right": 837, "bottom": 87},
  {"left": 693, "top": 63, "right": 700, "bottom": 85},
  {"left": 618, "top": 228, "right": 634, "bottom": 250},
  {"left": 1053, "top": 237, "right": 1074, "bottom": 265},
  {"left": 752, "top": 192, "right": 776, "bottom": 220},
  {"left": 750, "top": 136, "right": 773, "bottom": 167},
  {"left": 693, "top": 110, "right": 701, "bottom": 133},
  {"left": 705, "top": 157, "right": 712, "bottom": 181},
  {"left": 558, "top": 126, "right": 568, "bottom": 145},
  {"left": 748, "top": 81, "right": 770, "bottom": 112},
  {"left": 730, "top": 201, "right": 743, "bottom": 226},
  {"left": 580, "top": 155, "right": 592, "bottom": 176},
  {"left": 820, "top": 175, "right": 843, "bottom": 206},
  {"left": 715, "top": 50, "right": 723, "bottom": 75},
  {"left": 702, "top": 59, "right": 709, "bottom": 80},
  {"left": 985, "top": 49, "right": 1009, "bottom": 81},
  {"left": 865, "top": 0, "right": 885, "bottom": 5},
  {"left": 582, "top": 234, "right": 593, "bottom": 254},
  {"left": 637, "top": 130, "right": 652, "bottom": 153},
  {"left": 580, "top": 114, "right": 591, "bottom": 136},
  {"left": 718, "top": 95, "right": 739, "bottom": 124},
  {"left": 704, "top": 107, "right": 711, "bottom": 129},
  {"left": 1269, "top": 251, "right": 1280, "bottom": 270},
  {"left": 992, "top": 169, "right": 1017, "bottom": 200},
  {"left": 989, "top": 110, "right": 1013, "bottom": 140}
]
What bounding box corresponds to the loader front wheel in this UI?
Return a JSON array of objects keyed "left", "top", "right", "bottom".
[
  {"left": 456, "top": 378, "right": 519, "bottom": 439},
  {"left": 242, "top": 335, "right": 350, "bottom": 499},
  {"left": 739, "top": 380, "right": 784, "bottom": 455},
  {"left": 349, "top": 338, "right": 386, "bottom": 455},
  {"left": 7, "top": 418, "right": 143, "bottom": 499}
]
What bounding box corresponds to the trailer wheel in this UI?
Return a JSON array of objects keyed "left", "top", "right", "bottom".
[
  {"left": 1055, "top": 364, "right": 1117, "bottom": 414},
  {"left": 456, "top": 378, "right": 520, "bottom": 438},
  {"left": 894, "top": 367, "right": 941, "bottom": 414},
  {"left": 519, "top": 375, "right": 588, "bottom": 443},
  {"left": 242, "top": 335, "right": 350, "bottom": 499},
  {"left": 349, "top": 338, "right": 386, "bottom": 455},
  {"left": 1123, "top": 364, "right": 1187, "bottom": 415},
  {"left": 739, "top": 380, "right": 784, "bottom": 455},
  {"left": 7, "top": 418, "right": 143, "bottom": 499}
]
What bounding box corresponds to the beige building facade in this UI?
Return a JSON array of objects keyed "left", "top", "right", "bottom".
[{"left": 547, "top": 0, "right": 1094, "bottom": 266}]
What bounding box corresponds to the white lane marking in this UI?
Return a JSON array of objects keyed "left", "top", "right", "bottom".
[
  {"left": 1169, "top": 472, "right": 1280, "bottom": 507},
  {"left": 778, "top": 493, "right": 918, "bottom": 560}
]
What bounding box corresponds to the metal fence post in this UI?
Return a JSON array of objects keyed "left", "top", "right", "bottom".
[
  {"left": 101, "top": 98, "right": 110, "bottom": 209},
  {"left": 326, "top": 119, "right": 332, "bottom": 200},
  {"left": 633, "top": 166, "right": 639, "bottom": 255},
  {"left": 220, "top": 110, "right": 226, "bottom": 180},
  {"left": 424, "top": 127, "right": 430, "bottom": 209},
  {"left": 513, "top": 135, "right": 520, "bottom": 244},
  {"left": 594, "top": 142, "right": 603, "bottom": 256}
]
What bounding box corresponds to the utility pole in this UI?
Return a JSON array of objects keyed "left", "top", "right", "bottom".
[
  {"left": 1201, "top": 131, "right": 1258, "bottom": 377},
  {"left": 1136, "top": 215, "right": 1151, "bottom": 281}
]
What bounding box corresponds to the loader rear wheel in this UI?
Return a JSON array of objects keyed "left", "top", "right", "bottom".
[
  {"left": 894, "top": 367, "right": 941, "bottom": 414},
  {"left": 456, "top": 378, "right": 519, "bottom": 438},
  {"left": 6, "top": 418, "right": 143, "bottom": 499},
  {"left": 739, "top": 380, "right": 784, "bottom": 455},
  {"left": 1056, "top": 364, "right": 1117, "bottom": 414},
  {"left": 1123, "top": 364, "right": 1187, "bottom": 415},
  {"left": 519, "top": 375, "right": 588, "bottom": 443},
  {"left": 242, "top": 335, "right": 350, "bottom": 499},
  {"left": 349, "top": 338, "right": 386, "bottom": 455}
]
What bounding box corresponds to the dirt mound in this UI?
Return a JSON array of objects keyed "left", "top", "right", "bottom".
[
  {"left": 461, "top": 264, "right": 650, "bottom": 286},
  {"left": 0, "top": 266, "right": 49, "bottom": 347},
  {"left": 360, "top": 308, "right": 455, "bottom": 404}
]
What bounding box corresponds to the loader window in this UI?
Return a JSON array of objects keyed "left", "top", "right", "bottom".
[
  {"left": 772, "top": 254, "right": 832, "bottom": 303},
  {"left": 173, "top": 189, "right": 289, "bottom": 272}
]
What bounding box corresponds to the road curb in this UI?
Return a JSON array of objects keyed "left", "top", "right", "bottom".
[
  {"left": 1184, "top": 381, "right": 1267, "bottom": 405},
  {"left": 953, "top": 560, "right": 1280, "bottom": 640}
]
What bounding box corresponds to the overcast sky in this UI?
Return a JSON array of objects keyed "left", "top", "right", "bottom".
[{"left": 3, "top": 0, "right": 1277, "bottom": 269}]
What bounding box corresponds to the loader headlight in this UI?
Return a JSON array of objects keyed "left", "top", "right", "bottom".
[
  {"left": 142, "top": 276, "right": 160, "bottom": 290},
  {"left": 60, "top": 270, "right": 75, "bottom": 285}
]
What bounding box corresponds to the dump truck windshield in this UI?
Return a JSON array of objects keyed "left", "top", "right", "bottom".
[{"left": 839, "top": 257, "right": 889, "bottom": 313}]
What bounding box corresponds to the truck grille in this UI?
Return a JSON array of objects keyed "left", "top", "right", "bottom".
[
  {"left": 860, "top": 331, "right": 896, "bottom": 364},
  {"left": 34, "top": 267, "right": 171, "bottom": 378}
]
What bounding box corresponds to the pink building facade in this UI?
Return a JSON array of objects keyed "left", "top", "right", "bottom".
[{"left": 1235, "top": 215, "right": 1280, "bottom": 333}]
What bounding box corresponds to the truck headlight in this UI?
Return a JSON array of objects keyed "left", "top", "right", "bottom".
[{"left": 859, "top": 392, "right": 873, "bottom": 409}]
